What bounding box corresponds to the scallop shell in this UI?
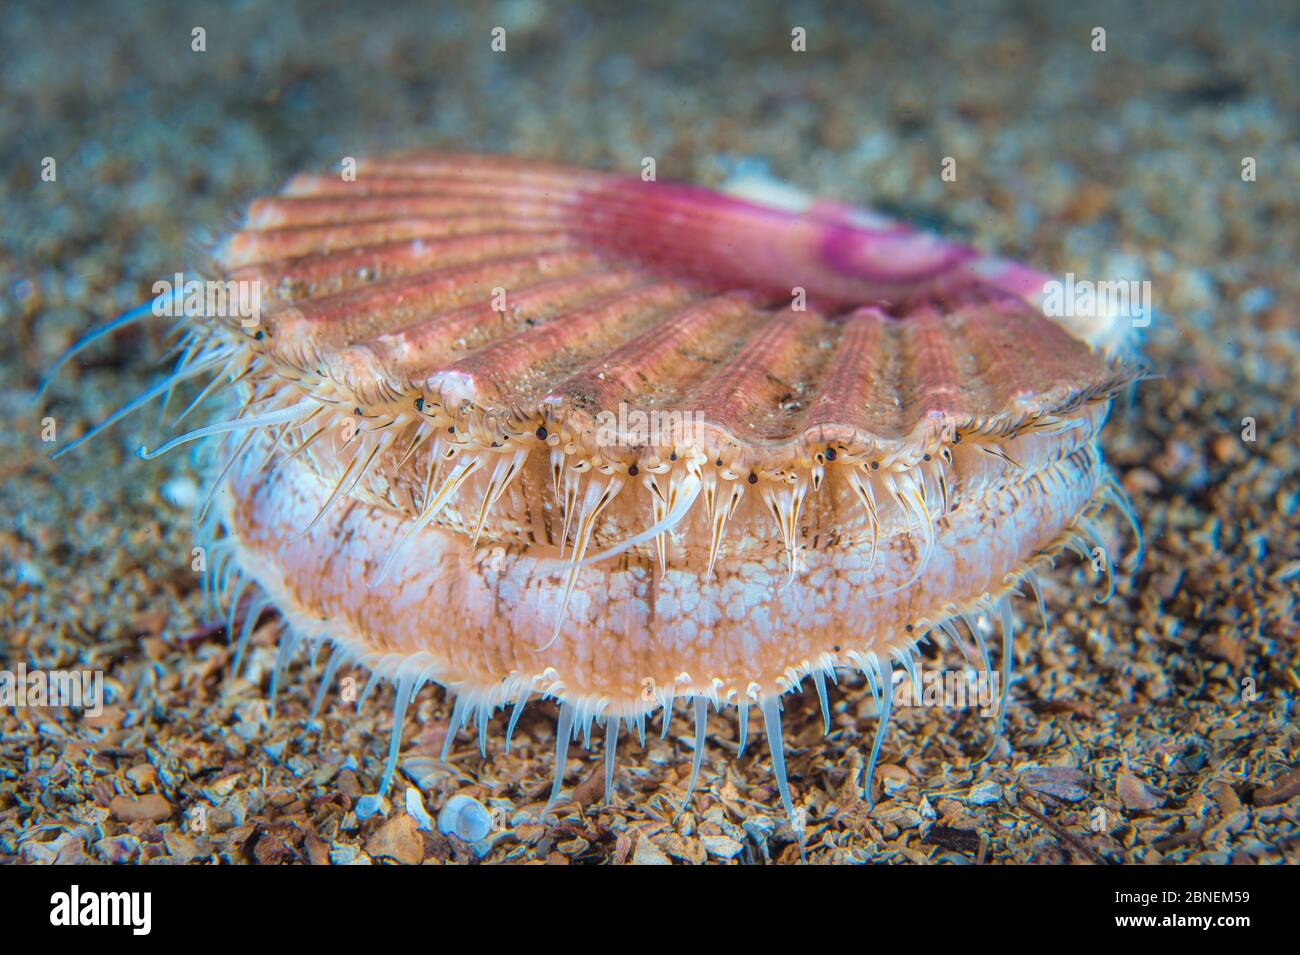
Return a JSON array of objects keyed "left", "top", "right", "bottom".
[
  {"left": 436, "top": 794, "right": 495, "bottom": 845},
  {"left": 218, "top": 153, "right": 1120, "bottom": 463},
  {"left": 51, "top": 153, "right": 1141, "bottom": 822}
]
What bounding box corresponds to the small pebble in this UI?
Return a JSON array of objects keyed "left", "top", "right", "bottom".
[
  {"left": 968, "top": 781, "right": 1003, "bottom": 805},
  {"left": 15, "top": 561, "right": 45, "bottom": 586},
  {"left": 329, "top": 844, "right": 371, "bottom": 866},
  {"left": 95, "top": 834, "right": 142, "bottom": 864},
  {"left": 1019, "top": 767, "right": 1092, "bottom": 803},
  {"left": 700, "top": 835, "right": 744, "bottom": 859},
  {"left": 631, "top": 836, "right": 671, "bottom": 865},
  {"left": 1117, "top": 771, "right": 1163, "bottom": 810},
  {"left": 404, "top": 787, "right": 435, "bottom": 831},
  {"left": 161, "top": 475, "right": 199, "bottom": 509},
  {"left": 366, "top": 814, "right": 425, "bottom": 865},
  {"left": 108, "top": 793, "right": 173, "bottom": 822},
  {"left": 1238, "top": 286, "right": 1274, "bottom": 314}
]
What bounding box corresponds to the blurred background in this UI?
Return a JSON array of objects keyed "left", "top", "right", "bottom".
[{"left": 3, "top": 0, "right": 1295, "bottom": 318}]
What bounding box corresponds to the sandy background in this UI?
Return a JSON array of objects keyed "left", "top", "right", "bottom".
[{"left": 1, "top": 0, "right": 1297, "bottom": 864}]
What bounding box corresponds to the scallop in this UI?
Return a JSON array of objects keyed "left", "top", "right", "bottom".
[{"left": 47, "top": 153, "right": 1142, "bottom": 822}]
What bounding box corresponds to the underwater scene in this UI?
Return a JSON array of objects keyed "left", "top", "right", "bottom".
[{"left": 1, "top": 0, "right": 1296, "bottom": 890}]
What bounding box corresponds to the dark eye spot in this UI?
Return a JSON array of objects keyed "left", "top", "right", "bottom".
[
  {"left": 747, "top": 473, "right": 758, "bottom": 485},
  {"left": 414, "top": 396, "right": 425, "bottom": 411},
  {"left": 536, "top": 426, "right": 548, "bottom": 440},
  {"left": 825, "top": 447, "right": 837, "bottom": 461},
  {"left": 628, "top": 464, "right": 638, "bottom": 476}
]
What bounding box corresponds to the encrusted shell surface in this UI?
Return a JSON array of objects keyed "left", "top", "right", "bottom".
[{"left": 214, "top": 153, "right": 1123, "bottom": 476}]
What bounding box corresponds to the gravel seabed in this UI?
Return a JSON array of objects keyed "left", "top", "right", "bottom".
[{"left": 1, "top": 0, "right": 1296, "bottom": 864}]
